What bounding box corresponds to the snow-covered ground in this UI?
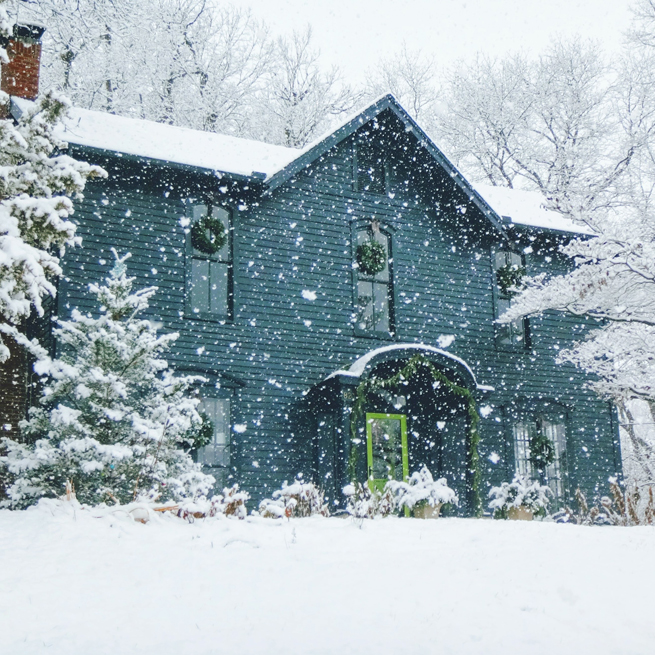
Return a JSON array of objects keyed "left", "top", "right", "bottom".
[{"left": 1, "top": 501, "right": 654, "bottom": 655}]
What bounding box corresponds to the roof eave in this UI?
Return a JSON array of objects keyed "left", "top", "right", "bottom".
[
  {"left": 67, "top": 142, "right": 264, "bottom": 185},
  {"left": 507, "top": 222, "right": 593, "bottom": 240}
]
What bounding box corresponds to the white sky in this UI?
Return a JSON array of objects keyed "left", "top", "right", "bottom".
[{"left": 238, "top": 0, "right": 634, "bottom": 84}]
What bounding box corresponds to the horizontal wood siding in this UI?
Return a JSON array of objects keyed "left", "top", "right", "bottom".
[{"left": 58, "top": 132, "right": 620, "bottom": 506}]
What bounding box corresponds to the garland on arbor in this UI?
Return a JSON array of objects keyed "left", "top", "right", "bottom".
[
  {"left": 348, "top": 353, "right": 482, "bottom": 516},
  {"left": 191, "top": 214, "right": 227, "bottom": 255},
  {"left": 356, "top": 239, "right": 386, "bottom": 276}
]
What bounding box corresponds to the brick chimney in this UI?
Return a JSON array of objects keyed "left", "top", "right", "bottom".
[
  {"left": 1, "top": 23, "right": 45, "bottom": 102},
  {"left": 0, "top": 23, "right": 47, "bottom": 435}
]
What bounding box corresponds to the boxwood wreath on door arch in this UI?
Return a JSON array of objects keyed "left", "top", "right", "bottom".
[{"left": 348, "top": 353, "right": 482, "bottom": 516}]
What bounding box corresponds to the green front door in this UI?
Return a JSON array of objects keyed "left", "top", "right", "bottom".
[{"left": 366, "top": 413, "right": 409, "bottom": 492}]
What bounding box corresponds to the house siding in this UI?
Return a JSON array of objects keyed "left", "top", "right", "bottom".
[{"left": 57, "top": 123, "right": 620, "bottom": 509}]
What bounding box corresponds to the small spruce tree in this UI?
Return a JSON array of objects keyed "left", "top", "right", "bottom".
[{"left": 0, "top": 252, "right": 215, "bottom": 507}]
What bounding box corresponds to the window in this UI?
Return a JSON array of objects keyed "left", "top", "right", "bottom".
[
  {"left": 512, "top": 411, "right": 568, "bottom": 503},
  {"left": 366, "top": 413, "right": 408, "bottom": 492},
  {"left": 356, "top": 138, "right": 387, "bottom": 194},
  {"left": 197, "top": 397, "right": 231, "bottom": 488},
  {"left": 186, "top": 204, "right": 232, "bottom": 319},
  {"left": 494, "top": 250, "right": 528, "bottom": 348},
  {"left": 354, "top": 225, "right": 393, "bottom": 335}
]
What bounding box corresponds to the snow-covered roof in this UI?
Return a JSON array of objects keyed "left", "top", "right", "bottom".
[
  {"left": 57, "top": 107, "right": 300, "bottom": 179},
  {"left": 326, "top": 343, "right": 493, "bottom": 392},
  {"left": 474, "top": 183, "right": 593, "bottom": 235},
  {"left": 17, "top": 96, "right": 569, "bottom": 239}
]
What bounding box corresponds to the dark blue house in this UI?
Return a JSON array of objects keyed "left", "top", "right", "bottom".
[{"left": 38, "top": 94, "right": 621, "bottom": 513}]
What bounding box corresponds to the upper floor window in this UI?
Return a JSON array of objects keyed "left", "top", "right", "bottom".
[
  {"left": 512, "top": 409, "right": 568, "bottom": 504},
  {"left": 354, "top": 224, "right": 393, "bottom": 336},
  {"left": 356, "top": 138, "right": 387, "bottom": 194},
  {"left": 494, "top": 250, "right": 528, "bottom": 348},
  {"left": 197, "top": 396, "right": 231, "bottom": 489},
  {"left": 186, "top": 204, "right": 232, "bottom": 320}
]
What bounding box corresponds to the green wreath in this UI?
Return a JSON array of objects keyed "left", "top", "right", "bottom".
[
  {"left": 529, "top": 431, "right": 555, "bottom": 474},
  {"left": 496, "top": 263, "right": 526, "bottom": 297},
  {"left": 191, "top": 215, "right": 227, "bottom": 255},
  {"left": 356, "top": 239, "right": 386, "bottom": 276}
]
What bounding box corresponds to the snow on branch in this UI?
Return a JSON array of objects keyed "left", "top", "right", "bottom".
[{"left": 0, "top": 84, "right": 106, "bottom": 361}]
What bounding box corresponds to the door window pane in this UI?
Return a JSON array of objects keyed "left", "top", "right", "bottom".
[
  {"left": 367, "top": 415, "right": 408, "bottom": 489},
  {"left": 370, "top": 417, "right": 402, "bottom": 480}
]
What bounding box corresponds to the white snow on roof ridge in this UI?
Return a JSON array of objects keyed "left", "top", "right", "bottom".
[
  {"left": 325, "top": 343, "right": 493, "bottom": 391},
  {"left": 473, "top": 183, "right": 593, "bottom": 235},
  {"left": 55, "top": 105, "right": 300, "bottom": 178},
  {"left": 290, "top": 92, "right": 394, "bottom": 154}
]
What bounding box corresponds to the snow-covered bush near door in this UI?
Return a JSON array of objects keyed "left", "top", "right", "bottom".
[
  {"left": 342, "top": 482, "right": 395, "bottom": 519},
  {"left": 0, "top": 252, "right": 214, "bottom": 508},
  {"left": 386, "top": 465, "right": 458, "bottom": 512},
  {"left": 259, "top": 477, "right": 329, "bottom": 518},
  {"left": 488, "top": 474, "right": 551, "bottom": 518},
  {"left": 177, "top": 484, "right": 250, "bottom": 521}
]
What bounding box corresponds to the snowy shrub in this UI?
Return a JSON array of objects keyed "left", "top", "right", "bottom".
[
  {"left": 0, "top": 4, "right": 106, "bottom": 361},
  {"left": 177, "top": 484, "right": 250, "bottom": 521},
  {"left": 555, "top": 482, "right": 655, "bottom": 526},
  {"left": 343, "top": 482, "right": 395, "bottom": 519},
  {"left": 488, "top": 474, "right": 551, "bottom": 518},
  {"left": 0, "top": 253, "right": 215, "bottom": 508},
  {"left": 387, "top": 465, "right": 458, "bottom": 512},
  {"left": 259, "top": 477, "right": 329, "bottom": 518}
]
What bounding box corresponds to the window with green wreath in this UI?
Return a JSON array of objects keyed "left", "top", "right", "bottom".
[
  {"left": 494, "top": 250, "right": 528, "bottom": 348},
  {"left": 354, "top": 224, "right": 393, "bottom": 335},
  {"left": 196, "top": 396, "right": 231, "bottom": 490},
  {"left": 186, "top": 205, "right": 232, "bottom": 319},
  {"left": 512, "top": 409, "right": 568, "bottom": 504}
]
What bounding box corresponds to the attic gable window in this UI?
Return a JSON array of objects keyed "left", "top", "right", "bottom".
[
  {"left": 354, "top": 224, "right": 393, "bottom": 336},
  {"left": 186, "top": 204, "right": 232, "bottom": 320},
  {"left": 356, "top": 138, "right": 387, "bottom": 195},
  {"left": 494, "top": 250, "right": 528, "bottom": 349}
]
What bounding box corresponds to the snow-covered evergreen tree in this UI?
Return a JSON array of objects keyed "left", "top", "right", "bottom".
[
  {"left": 0, "top": 2, "right": 105, "bottom": 360},
  {"left": 0, "top": 252, "right": 214, "bottom": 508}
]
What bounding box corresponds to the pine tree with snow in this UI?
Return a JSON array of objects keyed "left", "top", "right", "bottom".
[
  {"left": 0, "top": 252, "right": 215, "bottom": 508},
  {"left": 0, "top": 3, "right": 105, "bottom": 359}
]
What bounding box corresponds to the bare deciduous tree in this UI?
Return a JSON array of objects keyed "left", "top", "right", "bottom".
[
  {"left": 257, "top": 27, "right": 360, "bottom": 147},
  {"left": 365, "top": 45, "right": 439, "bottom": 131}
]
